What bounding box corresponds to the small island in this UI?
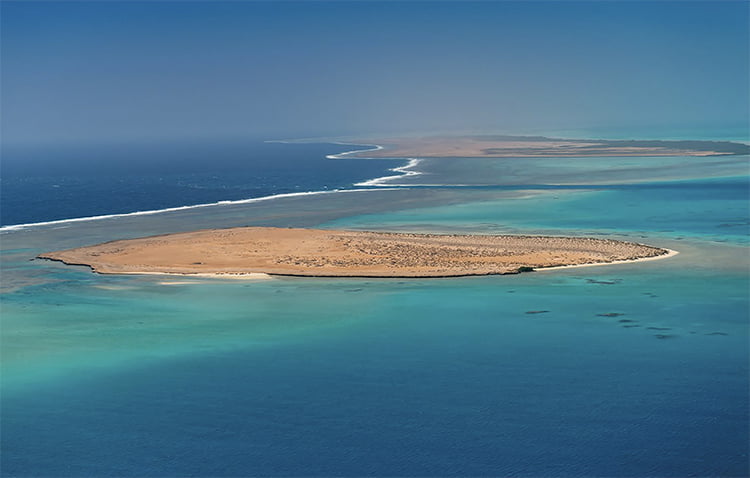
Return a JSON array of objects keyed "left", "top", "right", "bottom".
[
  {"left": 38, "top": 227, "right": 673, "bottom": 278},
  {"left": 342, "top": 135, "right": 750, "bottom": 158}
]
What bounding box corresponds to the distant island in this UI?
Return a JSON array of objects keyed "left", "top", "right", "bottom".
[
  {"left": 39, "top": 227, "right": 673, "bottom": 278},
  {"left": 341, "top": 135, "right": 750, "bottom": 158}
]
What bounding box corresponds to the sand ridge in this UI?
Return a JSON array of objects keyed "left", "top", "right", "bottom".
[{"left": 38, "top": 227, "right": 672, "bottom": 278}]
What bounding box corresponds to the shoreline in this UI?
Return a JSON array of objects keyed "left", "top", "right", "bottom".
[
  {"left": 109, "top": 271, "right": 274, "bottom": 280},
  {"left": 536, "top": 248, "right": 680, "bottom": 272}
]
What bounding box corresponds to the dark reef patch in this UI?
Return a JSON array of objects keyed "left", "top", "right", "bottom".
[
  {"left": 586, "top": 279, "right": 622, "bottom": 285},
  {"left": 654, "top": 334, "right": 678, "bottom": 340}
]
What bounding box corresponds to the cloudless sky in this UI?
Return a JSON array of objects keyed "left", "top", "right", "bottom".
[{"left": 2, "top": 1, "right": 748, "bottom": 146}]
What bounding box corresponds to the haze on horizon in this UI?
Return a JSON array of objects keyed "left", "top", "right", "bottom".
[{"left": 2, "top": 1, "right": 748, "bottom": 147}]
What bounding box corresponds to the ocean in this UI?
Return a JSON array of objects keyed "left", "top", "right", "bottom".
[
  {"left": 0, "top": 140, "right": 399, "bottom": 227},
  {"left": 1, "top": 139, "right": 748, "bottom": 477}
]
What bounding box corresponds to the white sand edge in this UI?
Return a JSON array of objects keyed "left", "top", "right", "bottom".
[
  {"left": 535, "top": 248, "right": 679, "bottom": 272},
  {"left": 99, "top": 271, "right": 274, "bottom": 280}
]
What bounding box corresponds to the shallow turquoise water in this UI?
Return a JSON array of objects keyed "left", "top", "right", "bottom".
[
  {"left": 1, "top": 154, "right": 748, "bottom": 476},
  {"left": 2, "top": 261, "right": 747, "bottom": 476},
  {"left": 325, "top": 176, "right": 750, "bottom": 245},
  {"left": 378, "top": 155, "right": 749, "bottom": 187}
]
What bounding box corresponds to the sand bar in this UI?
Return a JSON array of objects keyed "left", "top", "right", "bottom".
[
  {"left": 344, "top": 135, "right": 750, "bottom": 158},
  {"left": 38, "top": 227, "right": 672, "bottom": 278}
]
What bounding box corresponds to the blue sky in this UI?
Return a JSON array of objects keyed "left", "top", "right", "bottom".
[{"left": 2, "top": 1, "right": 748, "bottom": 145}]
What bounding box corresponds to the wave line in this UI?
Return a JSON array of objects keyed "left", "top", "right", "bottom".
[
  {"left": 1, "top": 141, "right": 416, "bottom": 233},
  {"left": 0, "top": 189, "right": 397, "bottom": 233}
]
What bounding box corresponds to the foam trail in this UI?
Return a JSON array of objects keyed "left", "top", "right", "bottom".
[
  {"left": 0, "top": 189, "right": 395, "bottom": 234},
  {"left": 264, "top": 139, "right": 384, "bottom": 159},
  {"left": 355, "top": 158, "right": 423, "bottom": 186}
]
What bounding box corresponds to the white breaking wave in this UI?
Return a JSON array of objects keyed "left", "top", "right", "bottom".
[
  {"left": 355, "top": 158, "right": 423, "bottom": 186},
  {"left": 267, "top": 139, "right": 424, "bottom": 186},
  {"left": 263, "top": 139, "right": 384, "bottom": 159},
  {"left": 0, "top": 189, "right": 394, "bottom": 233},
  {"left": 325, "top": 142, "right": 384, "bottom": 159}
]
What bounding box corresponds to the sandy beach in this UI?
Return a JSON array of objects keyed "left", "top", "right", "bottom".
[{"left": 38, "top": 227, "right": 671, "bottom": 278}]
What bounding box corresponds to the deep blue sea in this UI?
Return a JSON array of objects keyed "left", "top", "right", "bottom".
[
  {"left": 0, "top": 140, "right": 397, "bottom": 227},
  {"left": 1, "top": 140, "right": 748, "bottom": 477}
]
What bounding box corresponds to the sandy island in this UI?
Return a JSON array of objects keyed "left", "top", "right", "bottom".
[
  {"left": 342, "top": 135, "right": 750, "bottom": 158},
  {"left": 38, "top": 227, "right": 673, "bottom": 278}
]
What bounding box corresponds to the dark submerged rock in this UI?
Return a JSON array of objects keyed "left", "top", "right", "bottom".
[{"left": 586, "top": 279, "right": 622, "bottom": 285}]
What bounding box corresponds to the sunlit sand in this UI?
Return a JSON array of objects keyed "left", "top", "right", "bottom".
[{"left": 38, "top": 227, "right": 672, "bottom": 278}]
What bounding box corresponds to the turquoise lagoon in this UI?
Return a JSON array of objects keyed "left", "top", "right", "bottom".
[{"left": 1, "top": 151, "right": 748, "bottom": 477}]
